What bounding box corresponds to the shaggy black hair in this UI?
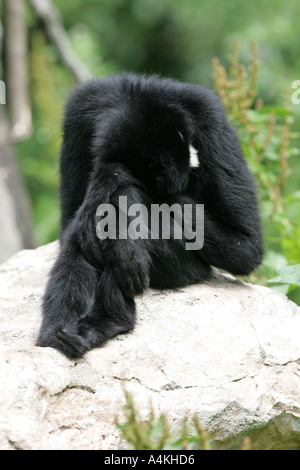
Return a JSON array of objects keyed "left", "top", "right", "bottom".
[{"left": 37, "top": 73, "right": 263, "bottom": 358}]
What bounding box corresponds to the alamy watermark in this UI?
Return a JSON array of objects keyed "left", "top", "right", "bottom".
[
  {"left": 0, "top": 80, "right": 6, "bottom": 104},
  {"left": 95, "top": 196, "right": 204, "bottom": 250},
  {"left": 292, "top": 80, "right": 300, "bottom": 105}
]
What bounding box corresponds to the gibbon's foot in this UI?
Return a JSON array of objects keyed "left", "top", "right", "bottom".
[
  {"left": 36, "top": 322, "right": 93, "bottom": 359},
  {"left": 36, "top": 314, "right": 135, "bottom": 359}
]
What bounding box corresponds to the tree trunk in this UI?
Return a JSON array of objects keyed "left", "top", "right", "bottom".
[
  {"left": 28, "top": 0, "right": 91, "bottom": 84},
  {"left": 0, "top": 107, "right": 36, "bottom": 263},
  {"left": 4, "top": 0, "right": 32, "bottom": 141}
]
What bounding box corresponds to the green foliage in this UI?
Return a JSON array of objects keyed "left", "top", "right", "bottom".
[
  {"left": 52, "top": 0, "right": 300, "bottom": 93},
  {"left": 213, "top": 42, "right": 291, "bottom": 214},
  {"left": 212, "top": 42, "right": 300, "bottom": 304},
  {"left": 115, "top": 390, "right": 212, "bottom": 450},
  {"left": 268, "top": 264, "right": 300, "bottom": 298},
  {"left": 116, "top": 390, "right": 257, "bottom": 450}
]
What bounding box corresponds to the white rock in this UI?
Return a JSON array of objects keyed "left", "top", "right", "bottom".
[{"left": 0, "top": 241, "right": 299, "bottom": 450}]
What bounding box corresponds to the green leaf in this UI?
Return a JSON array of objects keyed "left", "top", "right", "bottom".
[
  {"left": 256, "top": 106, "right": 290, "bottom": 116},
  {"left": 269, "top": 283, "right": 290, "bottom": 294},
  {"left": 268, "top": 264, "right": 300, "bottom": 287}
]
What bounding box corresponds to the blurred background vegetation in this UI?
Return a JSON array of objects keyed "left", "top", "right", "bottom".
[{"left": 1, "top": 0, "right": 299, "bottom": 302}]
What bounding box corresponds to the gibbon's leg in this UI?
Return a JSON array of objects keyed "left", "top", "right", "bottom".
[{"left": 37, "top": 163, "right": 151, "bottom": 358}]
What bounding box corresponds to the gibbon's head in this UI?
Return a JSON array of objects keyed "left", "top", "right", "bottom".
[{"left": 98, "top": 99, "right": 198, "bottom": 195}]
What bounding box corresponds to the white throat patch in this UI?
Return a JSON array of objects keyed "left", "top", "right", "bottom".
[{"left": 189, "top": 145, "right": 199, "bottom": 168}]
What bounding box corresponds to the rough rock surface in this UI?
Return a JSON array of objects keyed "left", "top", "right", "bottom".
[{"left": 0, "top": 241, "right": 300, "bottom": 450}]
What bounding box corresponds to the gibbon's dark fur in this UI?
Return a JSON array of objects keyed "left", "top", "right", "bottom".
[{"left": 37, "top": 73, "right": 264, "bottom": 358}]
